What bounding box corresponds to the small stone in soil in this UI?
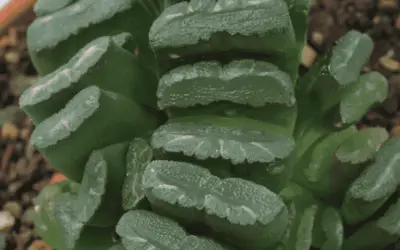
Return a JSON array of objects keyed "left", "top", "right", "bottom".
[
  {"left": 21, "top": 207, "right": 35, "bottom": 225},
  {"left": 302, "top": 44, "right": 317, "bottom": 68},
  {"left": 3, "top": 201, "right": 22, "bottom": 219},
  {"left": 0, "top": 211, "right": 15, "bottom": 231},
  {"left": 1, "top": 123, "right": 19, "bottom": 140},
  {"left": 379, "top": 55, "right": 400, "bottom": 72}
]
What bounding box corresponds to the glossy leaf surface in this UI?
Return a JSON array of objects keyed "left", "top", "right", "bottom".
[
  {"left": 27, "top": 0, "right": 156, "bottom": 75},
  {"left": 340, "top": 72, "right": 388, "bottom": 125},
  {"left": 142, "top": 160, "right": 289, "bottom": 249},
  {"left": 30, "top": 86, "right": 157, "bottom": 181},
  {"left": 151, "top": 116, "right": 295, "bottom": 164},
  {"left": 122, "top": 138, "right": 153, "bottom": 211},
  {"left": 116, "top": 210, "right": 229, "bottom": 250},
  {"left": 341, "top": 137, "right": 400, "bottom": 224},
  {"left": 157, "top": 60, "right": 295, "bottom": 109}
]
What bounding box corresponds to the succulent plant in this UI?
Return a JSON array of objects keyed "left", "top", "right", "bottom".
[{"left": 21, "top": 0, "right": 400, "bottom": 249}]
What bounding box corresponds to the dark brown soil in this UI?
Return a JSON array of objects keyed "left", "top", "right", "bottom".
[{"left": 1, "top": 0, "right": 400, "bottom": 249}]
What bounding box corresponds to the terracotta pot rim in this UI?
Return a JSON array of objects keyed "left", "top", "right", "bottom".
[{"left": 0, "top": 0, "right": 36, "bottom": 33}]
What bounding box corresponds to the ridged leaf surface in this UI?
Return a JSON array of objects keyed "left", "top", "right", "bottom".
[
  {"left": 340, "top": 72, "right": 388, "bottom": 125},
  {"left": 157, "top": 60, "right": 295, "bottom": 109},
  {"left": 142, "top": 160, "right": 289, "bottom": 249},
  {"left": 151, "top": 117, "right": 295, "bottom": 164},
  {"left": 116, "top": 210, "right": 229, "bottom": 250},
  {"left": 122, "top": 139, "right": 153, "bottom": 211},
  {"left": 341, "top": 137, "right": 400, "bottom": 224}
]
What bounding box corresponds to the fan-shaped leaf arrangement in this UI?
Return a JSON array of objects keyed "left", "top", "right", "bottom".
[{"left": 23, "top": 0, "right": 399, "bottom": 249}]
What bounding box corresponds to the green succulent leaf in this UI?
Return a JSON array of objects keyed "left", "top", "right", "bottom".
[
  {"left": 46, "top": 142, "right": 127, "bottom": 241},
  {"left": 343, "top": 196, "right": 400, "bottom": 250},
  {"left": 77, "top": 142, "right": 129, "bottom": 226},
  {"left": 167, "top": 102, "right": 298, "bottom": 136},
  {"left": 140, "top": 0, "right": 188, "bottom": 16},
  {"left": 109, "top": 244, "right": 126, "bottom": 250},
  {"left": 340, "top": 72, "right": 388, "bottom": 125},
  {"left": 150, "top": 0, "right": 295, "bottom": 53},
  {"left": 35, "top": 179, "right": 117, "bottom": 250},
  {"left": 34, "top": 0, "right": 77, "bottom": 16},
  {"left": 294, "top": 205, "right": 319, "bottom": 250},
  {"left": 52, "top": 192, "right": 82, "bottom": 248},
  {"left": 151, "top": 116, "right": 295, "bottom": 164},
  {"left": 75, "top": 226, "right": 116, "bottom": 250},
  {"left": 279, "top": 183, "right": 319, "bottom": 250},
  {"left": 285, "top": 0, "right": 310, "bottom": 46},
  {"left": 294, "top": 125, "right": 357, "bottom": 197},
  {"left": 297, "top": 30, "right": 373, "bottom": 116},
  {"left": 21, "top": 1, "right": 399, "bottom": 248},
  {"left": 20, "top": 35, "right": 157, "bottom": 124},
  {"left": 150, "top": 0, "right": 296, "bottom": 77},
  {"left": 122, "top": 138, "right": 153, "bottom": 211},
  {"left": 157, "top": 60, "right": 295, "bottom": 109},
  {"left": 30, "top": 86, "right": 157, "bottom": 182},
  {"left": 245, "top": 160, "right": 294, "bottom": 193},
  {"left": 111, "top": 32, "right": 136, "bottom": 52},
  {"left": 108, "top": 243, "right": 126, "bottom": 250},
  {"left": 53, "top": 193, "right": 116, "bottom": 249},
  {"left": 116, "top": 210, "right": 229, "bottom": 250},
  {"left": 336, "top": 127, "right": 389, "bottom": 164},
  {"left": 27, "top": 0, "right": 156, "bottom": 75},
  {"left": 142, "top": 160, "right": 289, "bottom": 249},
  {"left": 319, "top": 207, "right": 344, "bottom": 250},
  {"left": 341, "top": 137, "right": 400, "bottom": 224},
  {"left": 33, "top": 180, "right": 78, "bottom": 250},
  {"left": 284, "top": 0, "right": 310, "bottom": 79}
]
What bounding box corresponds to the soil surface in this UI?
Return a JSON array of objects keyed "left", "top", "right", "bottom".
[{"left": 1, "top": 0, "right": 400, "bottom": 249}]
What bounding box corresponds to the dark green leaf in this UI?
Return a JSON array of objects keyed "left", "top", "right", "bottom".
[
  {"left": 53, "top": 194, "right": 116, "bottom": 249},
  {"left": 320, "top": 208, "right": 343, "bottom": 250},
  {"left": 285, "top": 0, "right": 310, "bottom": 46},
  {"left": 122, "top": 138, "right": 153, "bottom": 211},
  {"left": 343, "top": 197, "right": 400, "bottom": 250},
  {"left": 297, "top": 30, "right": 373, "bottom": 114},
  {"left": 140, "top": 0, "right": 188, "bottom": 16},
  {"left": 109, "top": 244, "right": 126, "bottom": 250},
  {"left": 245, "top": 161, "right": 293, "bottom": 193},
  {"left": 150, "top": 0, "right": 295, "bottom": 53},
  {"left": 284, "top": 0, "right": 310, "bottom": 80},
  {"left": 34, "top": 0, "right": 77, "bottom": 16},
  {"left": 151, "top": 116, "right": 295, "bottom": 164},
  {"left": 52, "top": 142, "right": 128, "bottom": 246},
  {"left": 157, "top": 60, "right": 295, "bottom": 109},
  {"left": 142, "top": 160, "right": 289, "bottom": 249},
  {"left": 341, "top": 137, "right": 400, "bottom": 224},
  {"left": 53, "top": 193, "right": 82, "bottom": 248},
  {"left": 168, "top": 102, "right": 297, "bottom": 136},
  {"left": 279, "top": 183, "right": 319, "bottom": 250},
  {"left": 111, "top": 32, "right": 136, "bottom": 52},
  {"left": 116, "top": 210, "right": 229, "bottom": 250},
  {"left": 33, "top": 180, "right": 78, "bottom": 250},
  {"left": 294, "top": 126, "right": 356, "bottom": 197},
  {"left": 30, "top": 86, "right": 157, "bottom": 182},
  {"left": 76, "top": 150, "right": 108, "bottom": 223},
  {"left": 27, "top": 0, "right": 156, "bottom": 75},
  {"left": 76, "top": 142, "right": 129, "bottom": 226},
  {"left": 340, "top": 72, "right": 388, "bottom": 124},
  {"left": 74, "top": 226, "right": 115, "bottom": 250},
  {"left": 336, "top": 127, "right": 389, "bottom": 164},
  {"left": 150, "top": 0, "right": 296, "bottom": 77},
  {"left": 20, "top": 35, "right": 158, "bottom": 124}
]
